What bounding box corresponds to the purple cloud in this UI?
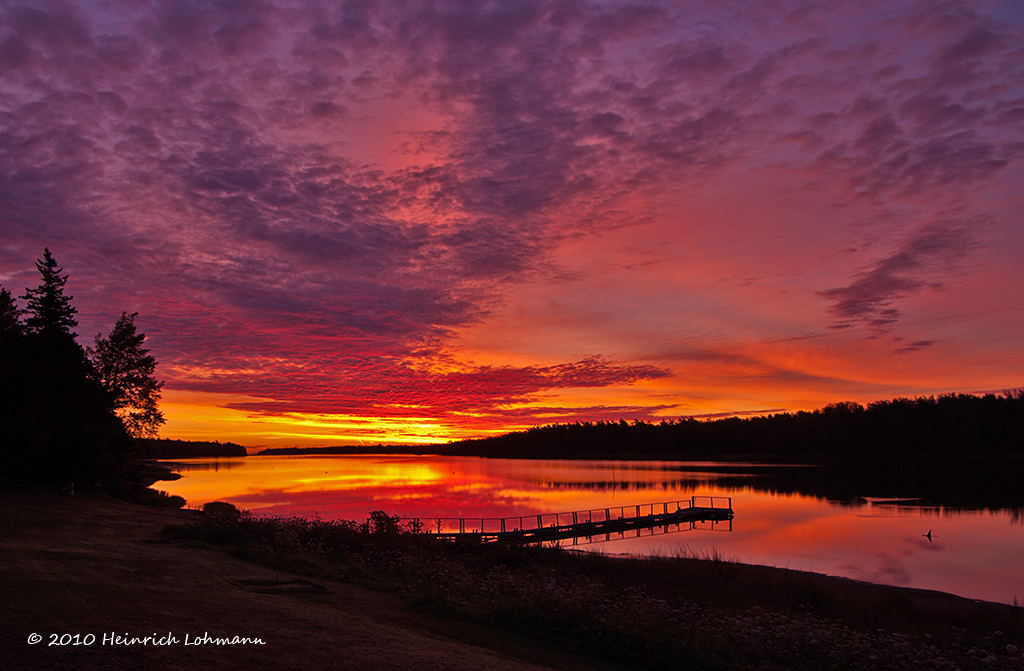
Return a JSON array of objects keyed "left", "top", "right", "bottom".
[{"left": 819, "top": 224, "right": 981, "bottom": 332}]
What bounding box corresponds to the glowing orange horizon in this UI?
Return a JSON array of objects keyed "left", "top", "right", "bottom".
[{"left": 158, "top": 369, "right": 1019, "bottom": 448}]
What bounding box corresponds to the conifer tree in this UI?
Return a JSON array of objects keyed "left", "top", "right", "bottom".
[
  {"left": 0, "top": 286, "right": 22, "bottom": 343},
  {"left": 90, "top": 312, "right": 165, "bottom": 438},
  {"left": 21, "top": 248, "right": 79, "bottom": 351},
  {"left": 2, "top": 251, "right": 142, "bottom": 485},
  {"left": 0, "top": 286, "right": 26, "bottom": 468}
]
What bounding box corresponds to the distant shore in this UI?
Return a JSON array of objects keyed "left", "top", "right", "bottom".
[
  {"left": 139, "top": 438, "right": 248, "bottom": 459},
  {"left": 254, "top": 443, "right": 1024, "bottom": 462}
]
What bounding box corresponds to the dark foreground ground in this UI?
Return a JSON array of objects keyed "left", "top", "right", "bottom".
[
  {"left": 2, "top": 485, "right": 1022, "bottom": 670},
  {"left": 0, "top": 486, "right": 617, "bottom": 671}
]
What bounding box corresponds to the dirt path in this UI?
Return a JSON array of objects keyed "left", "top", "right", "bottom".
[{"left": 0, "top": 487, "right": 617, "bottom": 671}]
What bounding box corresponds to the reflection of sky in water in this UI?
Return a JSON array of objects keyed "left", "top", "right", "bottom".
[{"left": 158, "top": 455, "right": 1024, "bottom": 605}]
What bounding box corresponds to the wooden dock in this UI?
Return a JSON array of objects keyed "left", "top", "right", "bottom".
[{"left": 411, "top": 496, "right": 733, "bottom": 545}]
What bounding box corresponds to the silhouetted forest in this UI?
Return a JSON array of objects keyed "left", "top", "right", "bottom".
[
  {"left": 258, "top": 444, "right": 417, "bottom": 456},
  {"left": 0, "top": 250, "right": 164, "bottom": 492},
  {"left": 443, "top": 393, "right": 1024, "bottom": 461},
  {"left": 138, "top": 438, "right": 247, "bottom": 459}
]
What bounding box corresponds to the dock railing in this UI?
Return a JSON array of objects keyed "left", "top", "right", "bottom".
[{"left": 396, "top": 495, "right": 732, "bottom": 539}]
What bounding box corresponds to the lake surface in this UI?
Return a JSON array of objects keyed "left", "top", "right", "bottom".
[{"left": 158, "top": 454, "right": 1024, "bottom": 605}]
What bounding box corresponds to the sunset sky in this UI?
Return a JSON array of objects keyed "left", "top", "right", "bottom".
[{"left": 1, "top": 0, "right": 1022, "bottom": 447}]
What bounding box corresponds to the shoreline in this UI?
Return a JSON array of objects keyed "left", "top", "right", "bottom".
[
  {"left": 250, "top": 445, "right": 1024, "bottom": 462},
  {"left": 5, "top": 483, "right": 1022, "bottom": 670},
  {"left": 1, "top": 485, "right": 614, "bottom": 671}
]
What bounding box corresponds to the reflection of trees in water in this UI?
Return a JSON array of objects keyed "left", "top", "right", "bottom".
[
  {"left": 835, "top": 502, "right": 1024, "bottom": 525},
  {"left": 529, "top": 460, "right": 1024, "bottom": 516},
  {"left": 743, "top": 459, "right": 1024, "bottom": 514},
  {"left": 166, "top": 459, "right": 246, "bottom": 473},
  {"left": 165, "top": 458, "right": 1024, "bottom": 522},
  {"left": 529, "top": 474, "right": 756, "bottom": 491}
]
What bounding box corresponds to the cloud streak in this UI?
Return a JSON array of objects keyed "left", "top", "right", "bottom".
[{"left": 819, "top": 223, "right": 982, "bottom": 333}]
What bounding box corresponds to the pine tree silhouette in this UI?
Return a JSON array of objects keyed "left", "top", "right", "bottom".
[
  {"left": 22, "top": 248, "right": 79, "bottom": 346},
  {"left": 0, "top": 287, "right": 22, "bottom": 343}
]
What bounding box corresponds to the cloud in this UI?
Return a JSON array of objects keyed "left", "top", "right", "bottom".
[
  {"left": 819, "top": 224, "right": 981, "bottom": 332},
  {"left": 7, "top": 3, "right": 91, "bottom": 52},
  {"left": 1, "top": 0, "right": 1022, "bottom": 436},
  {"left": 893, "top": 340, "right": 936, "bottom": 355},
  {"left": 213, "top": 356, "right": 672, "bottom": 425},
  {"left": 933, "top": 25, "right": 1004, "bottom": 68},
  {"left": 662, "top": 46, "right": 732, "bottom": 78}
]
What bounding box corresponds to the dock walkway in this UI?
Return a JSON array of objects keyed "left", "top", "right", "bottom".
[{"left": 409, "top": 496, "right": 733, "bottom": 545}]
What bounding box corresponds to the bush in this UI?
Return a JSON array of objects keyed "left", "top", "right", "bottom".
[
  {"left": 202, "top": 501, "right": 241, "bottom": 518},
  {"left": 130, "top": 487, "right": 185, "bottom": 508}
]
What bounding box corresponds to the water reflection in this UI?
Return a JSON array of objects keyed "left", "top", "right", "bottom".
[
  {"left": 162, "top": 459, "right": 247, "bottom": 473},
  {"left": 157, "top": 455, "right": 1024, "bottom": 604}
]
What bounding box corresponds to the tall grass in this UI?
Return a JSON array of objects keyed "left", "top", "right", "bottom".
[{"left": 670, "top": 544, "right": 736, "bottom": 562}]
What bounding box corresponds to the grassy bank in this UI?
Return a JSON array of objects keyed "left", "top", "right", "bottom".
[
  {"left": 165, "top": 508, "right": 1024, "bottom": 670},
  {"left": 1, "top": 486, "right": 616, "bottom": 671}
]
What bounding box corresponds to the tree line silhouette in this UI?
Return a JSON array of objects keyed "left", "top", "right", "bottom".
[
  {"left": 0, "top": 249, "right": 164, "bottom": 489},
  {"left": 136, "top": 438, "right": 247, "bottom": 459},
  {"left": 443, "top": 392, "right": 1024, "bottom": 460}
]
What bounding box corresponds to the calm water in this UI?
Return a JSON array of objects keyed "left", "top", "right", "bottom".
[{"left": 158, "top": 454, "right": 1024, "bottom": 605}]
